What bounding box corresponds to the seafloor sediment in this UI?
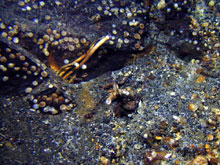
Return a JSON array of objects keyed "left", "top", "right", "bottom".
[{"left": 0, "top": 0, "right": 219, "bottom": 164}]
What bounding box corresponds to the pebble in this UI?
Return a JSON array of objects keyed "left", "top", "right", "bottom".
[
  {"left": 208, "top": 0, "right": 215, "bottom": 7},
  {"left": 192, "top": 155, "right": 207, "bottom": 165},
  {"left": 206, "top": 134, "right": 214, "bottom": 141},
  {"left": 100, "top": 156, "right": 109, "bottom": 165},
  {"left": 196, "top": 75, "right": 206, "bottom": 83},
  {"left": 25, "top": 87, "right": 33, "bottom": 93},
  {"left": 134, "top": 144, "right": 142, "bottom": 150},
  {"left": 188, "top": 103, "right": 198, "bottom": 111}
]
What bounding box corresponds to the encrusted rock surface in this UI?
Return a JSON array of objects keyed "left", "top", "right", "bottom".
[{"left": 0, "top": 0, "right": 220, "bottom": 164}]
